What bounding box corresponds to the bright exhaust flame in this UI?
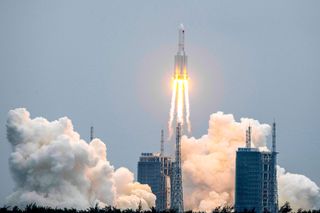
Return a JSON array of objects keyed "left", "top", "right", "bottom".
[
  {"left": 168, "top": 74, "right": 191, "bottom": 138},
  {"left": 184, "top": 79, "right": 191, "bottom": 132}
]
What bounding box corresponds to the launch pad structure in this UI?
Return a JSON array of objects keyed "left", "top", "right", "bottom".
[
  {"left": 235, "top": 123, "right": 278, "bottom": 213},
  {"left": 169, "top": 24, "right": 188, "bottom": 213},
  {"left": 138, "top": 24, "right": 187, "bottom": 212},
  {"left": 171, "top": 123, "right": 184, "bottom": 213}
]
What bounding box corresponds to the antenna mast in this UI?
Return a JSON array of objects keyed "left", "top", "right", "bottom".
[
  {"left": 90, "top": 126, "right": 94, "bottom": 141},
  {"left": 246, "top": 126, "right": 252, "bottom": 148},
  {"left": 272, "top": 121, "right": 279, "bottom": 213},
  {"left": 160, "top": 129, "right": 164, "bottom": 156},
  {"left": 272, "top": 122, "right": 276, "bottom": 153}
]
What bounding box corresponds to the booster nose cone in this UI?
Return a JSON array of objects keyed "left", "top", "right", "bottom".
[
  {"left": 179, "top": 23, "right": 184, "bottom": 31},
  {"left": 178, "top": 24, "right": 185, "bottom": 54}
]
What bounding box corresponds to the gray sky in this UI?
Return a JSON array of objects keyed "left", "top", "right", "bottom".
[{"left": 1, "top": 1, "right": 319, "bottom": 205}]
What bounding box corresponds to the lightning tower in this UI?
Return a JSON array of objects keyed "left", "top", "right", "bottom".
[
  {"left": 245, "top": 125, "right": 252, "bottom": 148},
  {"left": 90, "top": 126, "right": 94, "bottom": 141},
  {"left": 160, "top": 129, "right": 164, "bottom": 156},
  {"left": 271, "top": 122, "right": 279, "bottom": 213}
]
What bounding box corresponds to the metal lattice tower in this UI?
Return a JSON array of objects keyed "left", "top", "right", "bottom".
[
  {"left": 160, "top": 129, "right": 164, "bottom": 156},
  {"left": 272, "top": 122, "right": 279, "bottom": 213},
  {"left": 171, "top": 123, "right": 184, "bottom": 213},
  {"left": 272, "top": 122, "right": 276, "bottom": 153},
  {"left": 90, "top": 126, "right": 94, "bottom": 141},
  {"left": 246, "top": 126, "right": 252, "bottom": 148}
]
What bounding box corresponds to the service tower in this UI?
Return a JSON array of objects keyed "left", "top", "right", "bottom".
[
  {"left": 171, "top": 123, "right": 184, "bottom": 213},
  {"left": 235, "top": 123, "right": 279, "bottom": 213}
]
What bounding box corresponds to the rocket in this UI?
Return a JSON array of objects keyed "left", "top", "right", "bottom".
[
  {"left": 168, "top": 24, "right": 191, "bottom": 137},
  {"left": 174, "top": 24, "right": 188, "bottom": 80}
]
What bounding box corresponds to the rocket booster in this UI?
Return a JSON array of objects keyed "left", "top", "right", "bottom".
[{"left": 174, "top": 24, "right": 188, "bottom": 80}]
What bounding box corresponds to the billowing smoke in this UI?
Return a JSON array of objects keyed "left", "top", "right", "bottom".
[
  {"left": 6, "top": 108, "right": 155, "bottom": 210},
  {"left": 278, "top": 166, "right": 320, "bottom": 210},
  {"left": 181, "top": 111, "right": 320, "bottom": 211}
]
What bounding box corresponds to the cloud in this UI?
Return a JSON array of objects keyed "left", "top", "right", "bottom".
[
  {"left": 278, "top": 166, "right": 320, "bottom": 210},
  {"left": 6, "top": 108, "right": 155, "bottom": 210}
]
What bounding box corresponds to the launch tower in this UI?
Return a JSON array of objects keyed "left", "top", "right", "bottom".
[
  {"left": 271, "top": 122, "right": 279, "bottom": 213},
  {"left": 171, "top": 123, "right": 184, "bottom": 213}
]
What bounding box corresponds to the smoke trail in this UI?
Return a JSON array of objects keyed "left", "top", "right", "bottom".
[
  {"left": 184, "top": 80, "right": 191, "bottom": 133},
  {"left": 6, "top": 108, "right": 155, "bottom": 210},
  {"left": 181, "top": 112, "right": 320, "bottom": 211},
  {"left": 168, "top": 80, "right": 177, "bottom": 139}
]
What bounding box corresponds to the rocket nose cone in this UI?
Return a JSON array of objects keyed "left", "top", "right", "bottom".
[{"left": 179, "top": 23, "right": 184, "bottom": 31}]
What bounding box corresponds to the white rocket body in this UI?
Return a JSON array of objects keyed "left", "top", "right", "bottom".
[{"left": 174, "top": 24, "right": 188, "bottom": 80}]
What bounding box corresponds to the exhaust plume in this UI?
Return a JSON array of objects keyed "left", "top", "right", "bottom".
[
  {"left": 181, "top": 111, "right": 320, "bottom": 211},
  {"left": 6, "top": 108, "right": 155, "bottom": 210},
  {"left": 168, "top": 78, "right": 191, "bottom": 138},
  {"left": 278, "top": 166, "right": 320, "bottom": 210}
]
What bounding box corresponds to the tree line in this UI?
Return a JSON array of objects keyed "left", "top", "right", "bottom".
[{"left": 0, "top": 202, "right": 319, "bottom": 213}]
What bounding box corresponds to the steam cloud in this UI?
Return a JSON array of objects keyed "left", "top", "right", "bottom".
[
  {"left": 181, "top": 112, "right": 320, "bottom": 211},
  {"left": 6, "top": 108, "right": 155, "bottom": 210},
  {"left": 6, "top": 108, "right": 320, "bottom": 211}
]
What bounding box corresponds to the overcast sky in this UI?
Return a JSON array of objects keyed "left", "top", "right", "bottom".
[{"left": 1, "top": 0, "right": 319, "bottom": 205}]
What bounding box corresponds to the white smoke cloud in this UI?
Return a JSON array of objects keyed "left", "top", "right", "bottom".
[
  {"left": 6, "top": 108, "right": 155, "bottom": 210},
  {"left": 114, "top": 167, "right": 157, "bottom": 210},
  {"left": 278, "top": 166, "right": 320, "bottom": 210},
  {"left": 181, "top": 111, "right": 320, "bottom": 211}
]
